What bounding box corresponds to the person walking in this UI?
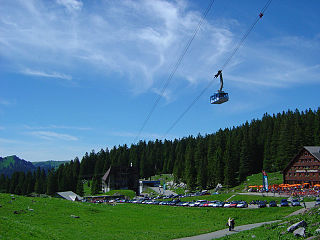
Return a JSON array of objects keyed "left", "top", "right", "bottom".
[
  {"left": 231, "top": 218, "right": 235, "bottom": 230},
  {"left": 227, "top": 217, "right": 232, "bottom": 231}
]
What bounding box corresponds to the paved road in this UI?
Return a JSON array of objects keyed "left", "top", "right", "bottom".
[
  {"left": 238, "top": 192, "right": 288, "bottom": 197},
  {"left": 174, "top": 202, "right": 316, "bottom": 240},
  {"left": 174, "top": 220, "right": 280, "bottom": 240},
  {"left": 149, "top": 187, "right": 177, "bottom": 196}
]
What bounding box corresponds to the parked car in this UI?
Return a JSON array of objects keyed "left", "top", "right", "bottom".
[
  {"left": 229, "top": 201, "right": 238, "bottom": 208},
  {"left": 280, "top": 199, "right": 289, "bottom": 207},
  {"left": 181, "top": 202, "right": 190, "bottom": 207},
  {"left": 207, "top": 201, "right": 216, "bottom": 207},
  {"left": 223, "top": 202, "right": 231, "bottom": 208},
  {"left": 315, "top": 197, "right": 320, "bottom": 206},
  {"left": 269, "top": 201, "right": 277, "bottom": 207},
  {"left": 236, "top": 201, "right": 248, "bottom": 208},
  {"left": 212, "top": 201, "right": 224, "bottom": 207},
  {"left": 291, "top": 199, "right": 301, "bottom": 206},
  {"left": 257, "top": 201, "right": 267, "bottom": 208},
  {"left": 194, "top": 200, "right": 207, "bottom": 207}
]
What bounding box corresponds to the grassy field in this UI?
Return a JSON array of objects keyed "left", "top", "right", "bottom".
[
  {"left": 0, "top": 193, "right": 301, "bottom": 240},
  {"left": 217, "top": 207, "right": 320, "bottom": 240},
  {"left": 227, "top": 171, "right": 283, "bottom": 193}
]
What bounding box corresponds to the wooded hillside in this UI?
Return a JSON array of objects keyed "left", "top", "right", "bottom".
[{"left": 1, "top": 108, "right": 319, "bottom": 195}]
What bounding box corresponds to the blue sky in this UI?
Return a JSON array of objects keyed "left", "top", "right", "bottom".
[{"left": 1, "top": 0, "right": 319, "bottom": 162}]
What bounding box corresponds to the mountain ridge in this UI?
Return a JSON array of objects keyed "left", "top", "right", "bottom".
[{"left": 0, "top": 155, "right": 68, "bottom": 176}]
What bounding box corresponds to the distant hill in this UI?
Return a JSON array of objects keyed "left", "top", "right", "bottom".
[
  {"left": 0, "top": 155, "right": 36, "bottom": 176},
  {"left": 32, "top": 160, "right": 69, "bottom": 172},
  {"left": 0, "top": 156, "right": 68, "bottom": 176}
]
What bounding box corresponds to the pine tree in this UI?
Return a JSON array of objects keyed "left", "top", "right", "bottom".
[
  {"left": 76, "top": 179, "right": 84, "bottom": 197},
  {"left": 47, "top": 170, "right": 58, "bottom": 195},
  {"left": 213, "top": 146, "right": 224, "bottom": 185},
  {"left": 184, "top": 142, "right": 196, "bottom": 190},
  {"left": 239, "top": 132, "right": 250, "bottom": 182},
  {"left": 224, "top": 136, "right": 236, "bottom": 188},
  {"left": 206, "top": 136, "right": 216, "bottom": 188},
  {"left": 195, "top": 137, "right": 207, "bottom": 189}
]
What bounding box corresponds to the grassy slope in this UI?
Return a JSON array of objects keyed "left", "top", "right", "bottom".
[
  {"left": 217, "top": 207, "right": 320, "bottom": 240},
  {"left": 82, "top": 181, "right": 135, "bottom": 198},
  {"left": 228, "top": 171, "right": 283, "bottom": 193},
  {"left": 32, "top": 161, "right": 69, "bottom": 169},
  {"left": 0, "top": 156, "right": 15, "bottom": 169},
  {"left": 0, "top": 194, "right": 300, "bottom": 240}
]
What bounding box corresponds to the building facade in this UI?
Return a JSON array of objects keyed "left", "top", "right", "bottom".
[
  {"left": 283, "top": 146, "right": 320, "bottom": 185},
  {"left": 101, "top": 166, "right": 139, "bottom": 194}
]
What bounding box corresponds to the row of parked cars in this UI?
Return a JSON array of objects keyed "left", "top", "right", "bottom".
[
  {"left": 123, "top": 198, "right": 311, "bottom": 208},
  {"left": 126, "top": 199, "right": 250, "bottom": 208},
  {"left": 252, "top": 199, "right": 303, "bottom": 208}
]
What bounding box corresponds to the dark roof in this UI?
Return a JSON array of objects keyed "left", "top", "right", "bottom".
[
  {"left": 304, "top": 146, "right": 320, "bottom": 160},
  {"left": 102, "top": 167, "right": 111, "bottom": 182},
  {"left": 283, "top": 146, "right": 320, "bottom": 173}
]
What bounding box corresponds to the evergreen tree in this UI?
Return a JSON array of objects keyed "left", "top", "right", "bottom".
[
  {"left": 76, "top": 179, "right": 84, "bottom": 197},
  {"left": 184, "top": 142, "right": 196, "bottom": 190},
  {"left": 206, "top": 136, "right": 216, "bottom": 188},
  {"left": 224, "top": 136, "right": 236, "bottom": 188},
  {"left": 239, "top": 132, "right": 250, "bottom": 182},
  {"left": 47, "top": 170, "right": 58, "bottom": 195}
]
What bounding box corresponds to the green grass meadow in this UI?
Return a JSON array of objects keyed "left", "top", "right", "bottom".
[
  {"left": 217, "top": 208, "right": 320, "bottom": 240},
  {"left": 0, "top": 193, "right": 300, "bottom": 240}
]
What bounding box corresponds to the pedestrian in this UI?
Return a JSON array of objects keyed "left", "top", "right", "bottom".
[
  {"left": 227, "top": 217, "right": 232, "bottom": 231},
  {"left": 231, "top": 218, "right": 235, "bottom": 230},
  {"left": 303, "top": 201, "right": 306, "bottom": 209}
]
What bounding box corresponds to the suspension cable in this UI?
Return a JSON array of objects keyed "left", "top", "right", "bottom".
[
  {"left": 164, "top": 0, "right": 273, "bottom": 137},
  {"left": 134, "top": 0, "right": 217, "bottom": 143},
  {"left": 220, "top": 0, "right": 272, "bottom": 71}
]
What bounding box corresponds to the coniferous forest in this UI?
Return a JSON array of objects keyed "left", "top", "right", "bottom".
[{"left": 1, "top": 108, "right": 320, "bottom": 196}]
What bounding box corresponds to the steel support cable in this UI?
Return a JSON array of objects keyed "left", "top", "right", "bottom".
[
  {"left": 221, "top": 0, "right": 272, "bottom": 71},
  {"left": 164, "top": 0, "right": 272, "bottom": 137},
  {"left": 165, "top": 80, "right": 215, "bottom": 136},
  {"left": 134, "top": 0, "right": 216, "bottom": 143}
]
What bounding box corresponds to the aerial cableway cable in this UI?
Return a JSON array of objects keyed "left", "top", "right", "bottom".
[
  {"left": 164, "top": 0, "right": 273, "bottom": 137},
  {"left": 220, "top": 0, "right": 273, "bottom": 71},
  {"left": 134, "top": 0, "right": 217, "bottom": 143}
]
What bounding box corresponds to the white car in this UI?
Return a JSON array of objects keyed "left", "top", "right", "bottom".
[{"left": 194, "top": 200, "right": 207, "bottom": 207}]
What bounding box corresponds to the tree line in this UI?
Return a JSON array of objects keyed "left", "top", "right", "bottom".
[{"left": 1, "top": 108, "right": 319, "bottom": 195}]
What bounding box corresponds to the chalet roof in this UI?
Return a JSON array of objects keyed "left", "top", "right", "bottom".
[
  {"left": 304, "top": 146, "right": 320, "bottom": 160},
  {"left": 56, "top": 191, "right": 83, "bottom": 201},
  {"left": 102, "top": 167, "right": 111, "bottom": 182},
  {"left": 283, "top": 146, "right": 320, "bottom": 173}
]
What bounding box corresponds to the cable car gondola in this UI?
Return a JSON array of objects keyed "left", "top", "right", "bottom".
[{"left": 210, "top": 70, "right": 229, "bottom": 104}]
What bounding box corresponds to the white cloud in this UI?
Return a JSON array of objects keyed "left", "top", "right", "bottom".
[
  {"left": 110, "top": 131, "right": 166, "bottom": 140},
  {"left": 22, "top": 69, "right": 72, "bottom": 80},
  {"left": 0, "top": 138, "right": 19, "bottom": 143},
  {"left": 29, "top": 131, "right": 78, "bottom": 141},
  {"left": 24, "top": 125, "right": 91, "bottom": 131},
  {"left": 0, "top": 0, "right": 319, "bottom": 97},
  {"left": 56, "top": 0, "right": 83, "bottom": 12},
  {"left": 0, "top": 0, "right": 234, "bottom": 95}
]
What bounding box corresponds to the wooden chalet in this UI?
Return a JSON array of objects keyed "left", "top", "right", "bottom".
[
  {"left": 101, "top": 166, "right": 139, "bottom": 194},
  {"left": 283, "top": 146, "right": 320, "bottom": 186}
]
